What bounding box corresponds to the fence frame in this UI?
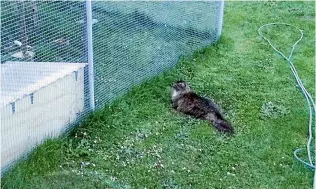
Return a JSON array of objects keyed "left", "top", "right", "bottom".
[{"left": 86, "top": 0, "right": 95, "bottom": 111}]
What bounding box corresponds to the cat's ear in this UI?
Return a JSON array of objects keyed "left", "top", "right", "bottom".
[{"left": 179, "top": 82, "right": 186, "bottom": 88}]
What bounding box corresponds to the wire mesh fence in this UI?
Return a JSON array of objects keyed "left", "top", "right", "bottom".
[
  {"left": 1, "top": 1, "right": 90, "bottom": 174},
  {"left": 0, "top": 0, "right": 224, "bottom": 175},
  {"left": 92, "top": 1, "right": 223, "bottom": 108}
]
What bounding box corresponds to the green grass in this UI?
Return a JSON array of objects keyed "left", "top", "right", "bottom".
[{"left": 2, "top": 1, "right": 315, "bottom": 189}]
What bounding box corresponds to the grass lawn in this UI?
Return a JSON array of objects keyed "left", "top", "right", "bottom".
[{"left": 1, "top": 1, "right": 315, "bottom": 189}]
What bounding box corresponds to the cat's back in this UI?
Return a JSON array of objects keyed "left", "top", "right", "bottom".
[
  {"left": 176, "top": 92, "right": 210, "bottom": 110},
  {"left": 175, "top": 92, "right": 200, "bottom": 103}
]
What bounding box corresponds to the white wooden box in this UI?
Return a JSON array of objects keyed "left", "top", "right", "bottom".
[{"left": 1, "top": 61, "right": 88, "bottom": 172}]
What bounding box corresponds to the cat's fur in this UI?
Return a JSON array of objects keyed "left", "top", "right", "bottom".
[{"left": 171, "top": 80, "right": 234, "bottom": 134}]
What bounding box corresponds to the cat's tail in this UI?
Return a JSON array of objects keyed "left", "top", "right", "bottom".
[
  {"left": 207, "top": 114, "right": 234, "bottom": 134},
  {"left": 212, "top": 119, "right": 234, "bottom": 134}
]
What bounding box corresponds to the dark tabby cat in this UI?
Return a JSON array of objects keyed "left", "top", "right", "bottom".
[{"left": 171, "top": 80, "right": 234, "bottom": 134}]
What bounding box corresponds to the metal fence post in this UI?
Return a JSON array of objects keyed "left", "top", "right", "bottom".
[
  {"left": 216, "top": 0, "right": 224, "bottom": 40},
  {"left": 86, "top": 0, "right": 95, "bottom": 111}
]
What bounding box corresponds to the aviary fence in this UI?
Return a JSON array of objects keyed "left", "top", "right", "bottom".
[{"left": 0, "top": 0, "right": 224, "bottom": 174}]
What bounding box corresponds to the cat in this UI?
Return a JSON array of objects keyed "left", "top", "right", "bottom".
[{"left": 171, "top": 80, "right": 234, "bottom": 134}]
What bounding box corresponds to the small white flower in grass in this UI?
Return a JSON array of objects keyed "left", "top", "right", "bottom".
[
  {"left": 227, "top": 172, "right": 236, "bottom": 176},
  {"left": 110, "top": 176, "right": 117, "bottom": 181}
]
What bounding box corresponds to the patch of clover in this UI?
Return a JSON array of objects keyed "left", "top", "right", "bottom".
[
  {"left": 261, "top": 101, "right": 289, "bottom": 118},
  {"left": 161, "top": 178, "right": 180, "bottom": 189}
]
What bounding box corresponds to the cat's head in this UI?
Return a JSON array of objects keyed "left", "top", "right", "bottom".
[{"left": 171, "top": 80, "right": 192, "bottom": 97}]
